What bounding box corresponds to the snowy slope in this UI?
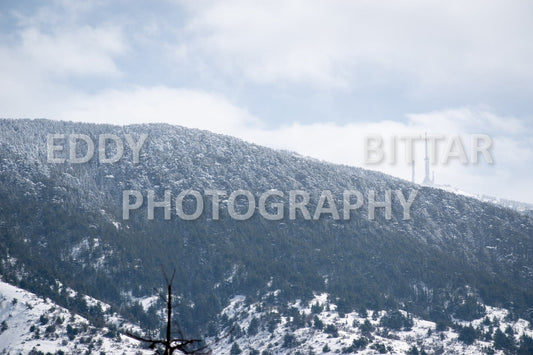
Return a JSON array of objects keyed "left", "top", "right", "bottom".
[
  {"left": 210, "top": 293, "right": 533, "bottom": 354},
  {"left": 0, "top": 279, "right": 151, "bottom": 355},
  {"left": 2, "top": 278, "right": 532, "bottom": 354}
]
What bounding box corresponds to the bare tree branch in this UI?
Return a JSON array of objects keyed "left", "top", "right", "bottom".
[{"left": 124, "top": 268, "right": 219, "bottom": 355}]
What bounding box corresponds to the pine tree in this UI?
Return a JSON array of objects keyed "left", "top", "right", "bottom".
[{"left": 229, "top": 342, "right": 242, "bottom": 355}]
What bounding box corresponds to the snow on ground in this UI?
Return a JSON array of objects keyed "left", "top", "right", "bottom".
[
  {"left": 2, "top": 277, "right": 532, "bottom": 354},
  {"left": 209, "top": 292, "right": 533, "bottom": 354},
  {"left": 0, "top": 279, "right": 151, "bottom": 355}
]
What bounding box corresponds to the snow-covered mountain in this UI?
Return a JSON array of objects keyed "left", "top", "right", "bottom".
[{"left": 0, "top": 118, "right": 532, "bottom": 354}]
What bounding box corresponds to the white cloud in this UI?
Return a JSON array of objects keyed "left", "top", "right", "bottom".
[
  {"left": 0, "top": 16, "right": 126, "bottom": 117},
  {"left": 18, "top": 26, "right": 125, "bottom": 77},
  {"left": 179, "top": 0, "right": 533, "bottom": 92},
  {"left": 57, "top": 86, "right": 260, "bottom": 133},
  {"left": 0, "top": 0, "right": 125, "bottom": 86}
]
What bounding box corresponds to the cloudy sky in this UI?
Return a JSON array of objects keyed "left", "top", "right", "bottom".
[{"left": 1, "top": 0, "right": 532, "bottom": 203}]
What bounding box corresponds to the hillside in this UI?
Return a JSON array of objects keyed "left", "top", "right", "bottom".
[
  {"left": 0, "top": 118, "right": 532, "bottom": 353},
  {"left": 0, "top": 279, "right": 149, "bottom": 354}
]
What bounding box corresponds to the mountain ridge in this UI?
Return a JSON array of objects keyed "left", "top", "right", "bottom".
[{"left": 0, "top": 118, "right": 532, "bottom": 353}]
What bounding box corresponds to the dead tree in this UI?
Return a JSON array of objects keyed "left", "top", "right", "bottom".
[{"left": 126, "top": 269, "right": 211, "bottom": 355}]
